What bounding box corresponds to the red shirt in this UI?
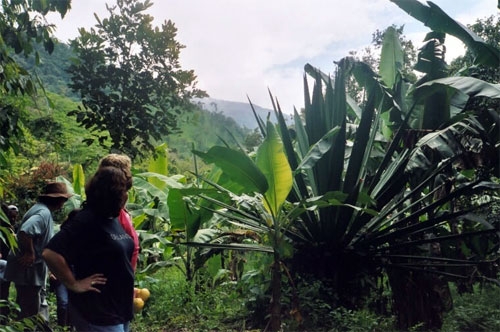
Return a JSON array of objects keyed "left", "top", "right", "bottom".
[{"left": 118, "top": 209, "right": 140, "bottom": 271}]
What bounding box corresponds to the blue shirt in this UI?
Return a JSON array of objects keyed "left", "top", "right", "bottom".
[{"left": 4, "top": 203, "right": 54, "bottom": 286}]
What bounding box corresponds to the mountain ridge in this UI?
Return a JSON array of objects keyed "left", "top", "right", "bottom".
[{"left": 193, "top": 97, "right": 278, "bottom": 129}]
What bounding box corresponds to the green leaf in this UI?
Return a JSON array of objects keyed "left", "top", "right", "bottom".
[
  {"left": 344, "top": 92, "right": 376, "bottom": 193},
  {"left": 72, "top": 164, "right": 85, "bottom": 196},
  {"left": 168, "top": 188, "right": 200, "bottom": 240},
  {"left": 136, "top": 173, "right": 185, "bottom": 190},
  {"left": 193, "top": 146, "right": 268, "bottom": 194},
  {"left": 131, "top": 177, "right": 168, "bottom": 202},
  {"left": 417, "top": 77, "right": 500, "bottom": 100},
  {"left": 185, "top": 241, "right": 273, "bottom": 253},
  {"left": 379, "top": 26, "right": 404, "bottom": 88},
  {"left": 256, "top": 122, "right": 293, "bottom": 217},
  {"left": 148, "top": 143, "right": 169, "bottom": 175},
  {"left": 295, "top": 126, "right": 340, "bottom": 172},
  {"left": 147, "top": 143, "right": 169, "bottom": 190}
]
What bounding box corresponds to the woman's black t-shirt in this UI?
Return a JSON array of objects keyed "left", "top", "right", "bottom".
[{"left": 46, "top": 208, "right": 135, "bottom": 325}]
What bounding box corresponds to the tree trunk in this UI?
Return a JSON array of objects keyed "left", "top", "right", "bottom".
[
  {"left": 268, "top": 252, "right": 282, "bottom": 331},
  {"left": 388, "top": 269, "right": 452, "bottom": 330}
]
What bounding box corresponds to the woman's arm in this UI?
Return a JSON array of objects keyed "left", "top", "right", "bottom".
[{"left": 42, "top": 248, "right": 107, "bottom": 293}]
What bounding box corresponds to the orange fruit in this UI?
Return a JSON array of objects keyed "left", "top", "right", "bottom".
[
  {"left": 137, "top": 288, "right": 150, "bottom": 302},
  {"left": 133, "top": 297, "right": 144, "bottom": 313},
  {"left": 134, "top": 287, "right": 140, "bottom": 298}
]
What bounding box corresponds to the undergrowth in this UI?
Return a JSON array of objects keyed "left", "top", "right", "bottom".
[
  {"left": 441, "top": 283, "right": 500, "bottom": 332},
  {"left": 130, "top": 268, "right": 252, "bottom": 332},
  {"left": 2, "top": 271, "right": 499, "bottom": 331}
]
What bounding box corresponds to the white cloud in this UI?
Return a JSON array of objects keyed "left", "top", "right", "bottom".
[{"left": 47, "top": 0, "right": 496, "bottom": 114}]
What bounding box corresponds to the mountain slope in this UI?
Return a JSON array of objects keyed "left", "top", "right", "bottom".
[{"left": 193, "top": 97, "right": 280, "bottom": 129}]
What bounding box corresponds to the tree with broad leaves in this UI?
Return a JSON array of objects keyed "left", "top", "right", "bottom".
[{"left": 67, "top": 0, "right": 207, "bottom": 159}]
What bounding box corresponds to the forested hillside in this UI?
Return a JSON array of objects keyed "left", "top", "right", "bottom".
[{"left": 11, "top": 41, "right": 254, "bottom": 174}]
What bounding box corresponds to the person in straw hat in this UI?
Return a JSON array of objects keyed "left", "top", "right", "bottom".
[{"left": 4, "top": 182, "right": 71, "bottom": 321}]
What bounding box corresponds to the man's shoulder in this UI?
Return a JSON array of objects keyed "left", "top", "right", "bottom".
[
  {"left": 20, "top": 203, "right": 49, "bottom": 224},
  {"left": 26, "top": 203, "right": 51, "bottom": 217}
]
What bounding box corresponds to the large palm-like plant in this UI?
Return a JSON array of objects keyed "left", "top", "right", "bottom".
[{"left": 286, "top": 56, "right": 497, "bottom": 314}]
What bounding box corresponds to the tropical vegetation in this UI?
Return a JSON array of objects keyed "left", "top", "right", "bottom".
[{"left": 0, "top": 0, "right": 499, "bottom": 331}]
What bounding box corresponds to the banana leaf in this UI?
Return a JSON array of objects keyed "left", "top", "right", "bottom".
[
  {"left": 193, "top": 146, "right": 268, "bottom": 194},
  {"left": 416, "top": 77, "right": 500, "bottom": 103},
  {"left": 256, "top": 122, "right": 293, "bottom": 217},
  {"left": 390, "top": 0, "right": 500, "bottom": 67},
  {"left": 294, "top": 126, "right": 340, "bottom": 172},
  {"left": 379, "top": 26, "right": 404, "bottom": 89},
  {"left": 71, "top": 164, "right": 85, "bottom": 197}
]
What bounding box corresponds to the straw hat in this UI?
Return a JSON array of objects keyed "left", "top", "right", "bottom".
[{"left": 39, "top": 182, "right": 72, "bottom": 199}]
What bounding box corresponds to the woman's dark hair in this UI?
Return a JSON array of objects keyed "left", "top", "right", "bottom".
[{"left": 85, "top": 166, "right": 129, "bottom": 218}]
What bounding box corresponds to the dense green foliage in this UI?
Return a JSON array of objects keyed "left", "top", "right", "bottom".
[
  {"left": 172, "top": 2, "right": 500, "bottom": 331},
  {"left": 131, "top": 268, "right": 251, "bottom": 332},
  {"left": 0, "top": 0, "right": 71, "bottom": 165},
  {"left": 442, "top": 284, "right": 500, "bottom": 332}
]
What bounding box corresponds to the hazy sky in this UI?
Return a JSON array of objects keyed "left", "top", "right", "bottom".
[{"left": 48, "top": 0, "right": 496, "bottom": 113}]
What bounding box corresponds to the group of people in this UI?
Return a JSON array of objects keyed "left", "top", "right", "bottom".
[{"left": 0, "top": 154, "right": 140, "bottom": 332}]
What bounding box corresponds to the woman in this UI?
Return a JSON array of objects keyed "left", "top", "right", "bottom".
[
  {"left": 42, "top": 167, "right": 134, "bottom": 332},
  {"left": 98, "top": 153, "right": 140, "bottom": 271}
]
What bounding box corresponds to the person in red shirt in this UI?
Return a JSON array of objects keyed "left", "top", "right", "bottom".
[{"left": 98, "top": 154, "right": 140, "bottom": 271}]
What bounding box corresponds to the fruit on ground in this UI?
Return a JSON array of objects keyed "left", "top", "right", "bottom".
[
  {"left": 133, "top": 297, "right": 144, "bottom": 313},
  {"left": 137, "top": 288, "right": 150, "bottom": 301}
]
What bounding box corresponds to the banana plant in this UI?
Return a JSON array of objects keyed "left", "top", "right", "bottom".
[
  {"left": 128, "top": 147, "right": 259, "bottom": 283},
  {"left": 188, "top": 117, "right": 374, "bottom": 330},
  {"left": 174, "top": 3, "right": 499, "bottom": 329},
  {"left": 378, "top": 5, "right": 500, "bottom": 327},
  {"left": 191, "top": 121, "right": 294, "bottom": 331},
  {"left": 390, "top": 0, "right": 500, "bottom": 133}
]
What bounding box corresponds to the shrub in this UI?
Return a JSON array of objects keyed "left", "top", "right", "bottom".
[{"left": 280, "top": 275, "right": 396, "bottom": 332}]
